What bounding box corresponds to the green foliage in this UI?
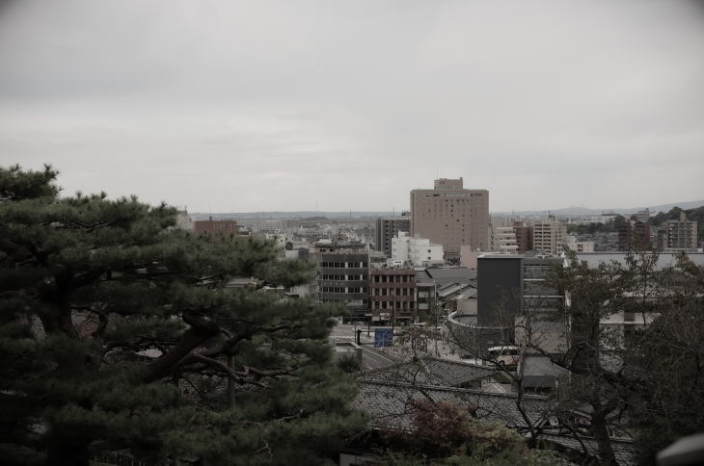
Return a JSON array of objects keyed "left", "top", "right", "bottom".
[
  {"left": 627, "top": 255, "right": 704, "bottom": 464},
  {"left": 0, "top": 165, "right": 365, "bottom": 465},
  {"left": 337, "top": 354, "right": 362, "bottom": 373},
  {"left": 551, "top": 251, "right": 704, "bottom": 465},
  {"left": 566, "top": 215, "right": 626, "bottom": 235}
]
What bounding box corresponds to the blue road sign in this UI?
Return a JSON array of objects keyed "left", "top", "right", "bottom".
[{"left": 374, "top": 328, "right": 393, "bottom": 348}]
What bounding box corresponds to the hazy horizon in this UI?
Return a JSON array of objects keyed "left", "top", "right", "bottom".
[{"left": 2, "top": 1, "right": 703, "bottom": 212}]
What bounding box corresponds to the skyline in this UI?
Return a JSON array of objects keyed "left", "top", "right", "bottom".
[{"left": 1, "top": 0, "right": 704, "bottom": 212}]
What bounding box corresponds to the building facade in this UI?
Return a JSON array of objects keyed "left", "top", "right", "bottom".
[
  {"left": 656, "top": 212, "right": 698, "bottom": 251},
  {"left": 375, "top": 216, "right": 410, "bottom": 257},
  {"left": 532, "top": 217, "right": 567, "bottom": 255},
  {"left": 566, "top": 235, "right": 595, "bottom": 253},
  {"left": 489, "top": 225, "right": 518, "bottom": 253},
  {"left": 318, "top": 244, "right": 370, "bottom": 321},
  {"left": 477, "top": 255, "right": 564, "bottom": 354},
  {"left": 193, "top": 217, "right": 239, "bottom": 235},
  {"left": 618, "top": 220, "right": 651, "bottom": 251},
  {"left": 410, "top": 178, "right": 489, "bottom": 258},
  {"left": 513, "top": 223, "right": 534, "bottom": 253},
  {"left": 369, "top": 267, "right": 417, "bottom": 324},
  {"left": 391, "top": 231, "right": 444, "bottom": 266}
]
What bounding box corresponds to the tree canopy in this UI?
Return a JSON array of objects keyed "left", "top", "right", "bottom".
[{"left": 0, "top": 166, "right": 364, "bottom": 465}]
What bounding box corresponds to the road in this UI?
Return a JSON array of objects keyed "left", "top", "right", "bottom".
[{"left": 330, "top": 323, "right": 400, "bottom": 370}]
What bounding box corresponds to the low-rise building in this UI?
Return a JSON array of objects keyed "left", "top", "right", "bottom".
[
  {"left": 566, "top": 235, "right": 595, "bottom": 253},
  {"left": 391, "top": 231, "right": 444, "bottom": 266},
  {"left": 369, "top": 267, "right": 417, "bottom": 325},
  {"left": 193, "top": 216, "right": 239, "bottom": 236}
]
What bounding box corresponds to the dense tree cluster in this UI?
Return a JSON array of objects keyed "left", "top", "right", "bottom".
[
  {"left": 566, "top": 215, "right": 627, "bottom": 235},
  {"left": 0, "top": 165, "right": 364, "bottom": 465},
  {"left": 549, "top": 251, "right": 704, "bottom": 465}
]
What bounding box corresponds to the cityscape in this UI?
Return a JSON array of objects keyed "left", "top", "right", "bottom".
[{"left": 2, "top": 1, "right": 704, "bottom": 466}]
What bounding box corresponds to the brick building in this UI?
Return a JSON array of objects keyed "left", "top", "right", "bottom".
[
  {"left": 193, "top": 216, "right": 239, "bottom": 236},
  {"left": 369, "top": 268, "right": 417, "bottom": 325},
  {"left": 618, "top": 220, "right": 651, "bottom": 251},
  {"left": 513, "top": 223, "right": 533, "bottom": 253}
]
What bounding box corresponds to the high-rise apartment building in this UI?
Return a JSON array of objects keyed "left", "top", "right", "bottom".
[
  {"left": 410, "top": 178, "right": 489, "bottom": 258},
  {"left": 618, "top": 220, "right": 651, "bottom": 251},
  {"left": 375, "top": 215, "right": 410, "bottom": 257},
  {"left": 532, "top": 217, "right": 567, "bottom": 255},
  {"left": 656, "top": 212, "right": 698, "bottom": 251},
  {"left": 635, "top": 208, "right": 650, "bottom": 224},
  {"left": 513, "top": 223, "right": 534, "bottom": 253}
]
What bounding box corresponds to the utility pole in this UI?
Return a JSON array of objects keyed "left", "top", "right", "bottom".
[{"left": 433, "top": 280, "right": 439, "bottom": 357}]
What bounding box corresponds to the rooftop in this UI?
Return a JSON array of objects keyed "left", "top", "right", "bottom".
[{"left": 575, "top": 252, "right": 704, "bottom": 269}]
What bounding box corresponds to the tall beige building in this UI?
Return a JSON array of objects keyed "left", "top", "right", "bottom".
[
  {"left": 410, "top": 178, "right": 489, "bottom": 258},
  {"left": 533, "top": 216, "right": 567, "bottom": 255}
]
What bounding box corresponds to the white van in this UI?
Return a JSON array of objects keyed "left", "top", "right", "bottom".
[{"left": 487, "top": 345, "right": 520, "bottom": 368}]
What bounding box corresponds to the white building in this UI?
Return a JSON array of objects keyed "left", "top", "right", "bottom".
[
  {"left": 566, "top": 235, "right": 595, "bottom": 253},
  {"left": 391, "top": 231, "right": 444, "bottom": 266},
  {"left": 489, "top": 225, "right": 518, "bottom": 253}
]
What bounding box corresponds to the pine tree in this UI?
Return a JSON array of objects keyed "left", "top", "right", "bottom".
[{"left": 0, "top": 165, "right": 365, "bottom": 465}]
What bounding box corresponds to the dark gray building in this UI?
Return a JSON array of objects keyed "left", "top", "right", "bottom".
[
  {"left": 475, "top": 255, "right": 563, "bottom": 353},
  {"left": 318, "top": 242, "right": 370, "bottom": 322},
  {"left": 375, "top": 216, "right": 410, "bottom": 257},
  {"left": 477, "top": 256, "right": 523, "bottom": 328}
]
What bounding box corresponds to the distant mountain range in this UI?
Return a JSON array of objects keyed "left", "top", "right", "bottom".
[{"left": 190, "top": 200, "right": 704, "bottom": 221}]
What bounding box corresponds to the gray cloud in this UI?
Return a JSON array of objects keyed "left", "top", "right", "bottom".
[{"left": 1, "top": 0, "right": 703, "bottom": 212}]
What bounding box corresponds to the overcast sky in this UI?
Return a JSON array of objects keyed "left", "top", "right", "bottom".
[{"left": 1, "top": 0, "right": 703, "bottom": 213}]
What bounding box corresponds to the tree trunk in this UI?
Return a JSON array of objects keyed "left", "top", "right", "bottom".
[{"left": 591, "top": 408, "right": 619, "bottom": 466}]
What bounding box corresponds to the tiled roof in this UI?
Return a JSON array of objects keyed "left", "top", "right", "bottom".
[
  {"left": 355, "top": 381, "right": 551, "bottom": 432},
  {"left": 354, "top": 379, "right": 636, "bottom": 465},
  {"left": 362, "top": 357, "right": 496, "bottom": 387},
  {"left": 540, "top": 434, "right": 637, "bottom": 466}
]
